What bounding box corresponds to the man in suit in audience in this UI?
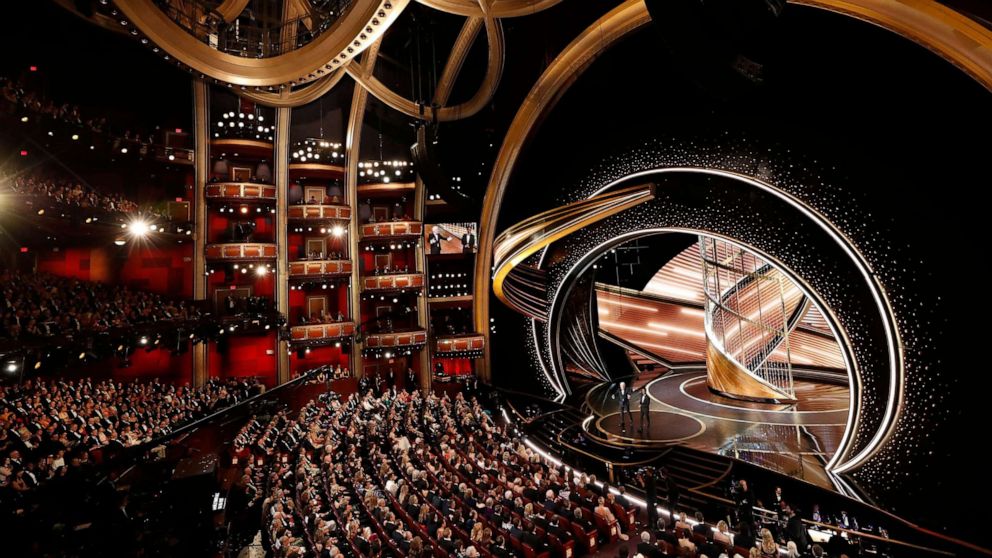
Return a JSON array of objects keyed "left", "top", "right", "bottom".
[
  {"left": 522, "top": 524, "right": 549, "bottom": 553},
  {"left": 655, "top": 518, "right": 678, "bottom": 547},
  {"left": 637, "top": 531, "right": 662, "bottom": 558},
  {"left": 785, "top": 508, "right": 811, "bottom": 552}
]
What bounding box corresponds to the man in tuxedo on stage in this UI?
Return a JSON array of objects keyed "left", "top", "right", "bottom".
[
  {"left": 638, "top": 384, "right": 651, "bottom": 433},
  {"left": 428, "top": 226, "right": 449, "bottom": 255},
  {"left": 462, "top": 225, "right": 478, "bottom": 253},
  {"left": 615, "top": 381, "right": 634, "bottom": 431}
]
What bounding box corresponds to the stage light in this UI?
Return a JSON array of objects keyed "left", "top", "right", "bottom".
[
  {"left": 20, "top": 116, "right": 28, "bottom": 123},
  {"left": 168, "top": 154, "right": 175, "bottom": 161},
  {"left": 37, "top": 209, "right": 44, "bottom": 215},
  {"left": 255, "top": 266, "right": 268, "bottom": 276},
  {"left": 71, "top": 134, "right": 79, "bottom": 141},
  {"left": 139, "top": 336, "right": 148, "bottom": 345},
  {"left": 120, "top": 147, "right": 128, "bottom": 154},
  {"left": 114, "top": 238, "right": 127, "bottom": 246},
  {"left": 128, "top": 219, "right": 149, "bottom": 237},
  {"left": 240, "top": 206, "right": 249, "bottom": 214},
  {"left": 241, "top": 268, "right": 247, "bottom": 274},
  {"left": 332, "top": 225, "right": 344, "bottom": 236},
  {"left": 149, "top": 224, "right": 158, "bottom": 232},
  {"left": 5, "top": 362, "right": 17, "bottom": 373}
]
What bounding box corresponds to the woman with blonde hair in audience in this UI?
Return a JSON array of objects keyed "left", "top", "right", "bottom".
[
  {"left": 759, "top": 528, "right": 778, "bottom": 558},
  {"left": 785, "top": 540, "right": 800, "bottom": 558},
  {"left": 714, "top": 519, "right": 733, "bottom": 547},
  {"left": 470, "top": 521, "right": 485, "bottom": 543}
]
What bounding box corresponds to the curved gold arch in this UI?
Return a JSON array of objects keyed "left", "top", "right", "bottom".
[
  {"left": 473, "top": 0, "right": 992, "bottom": 375},
  {"left": 214, "top": 0, "right": 251, "bottom": 23},
  {"left": 434, "top": 17, "right": 484, "bottom": 105},
  {"left": 239, "top": 69, "right": 348, "bottom": 107},
  {"left": 344, "top": 5, "right": 505, "bottom": 121},
  {"left": 115, "top": 0, "right": 409, "bottom": 87},
  {"left": 416, "top": 0, "right": 564, "bottom": 18}
]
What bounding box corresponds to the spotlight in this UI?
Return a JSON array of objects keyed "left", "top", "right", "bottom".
[
  {"left": 331, "top": 225, "right": 344, "bottom": 237},
  {"left": 121, "top": 147, "right": 128, "bottom": 154},
  {"left": 256, "top": 266, "right": 268, "bottom": 276},
  {"left": 71, "top": 134, "right": 79, "bottom": 141},
  {"left": 114, "top": 238, "right": 127, "bottom": 246},
  {"left": 139, "top": 336, "right": 148, "bottom": 345},
  {"left": 20, "top": 116, "right": 28, "bottom": 123},
  {"left": 128, "top": 219, "right": 149, "bottom": 237},
  {"left": 5, "top": 362, "right": 17, "bottom": 373},
  {"left": 240, "top": 206, "right": 248, "bottom": 214}
]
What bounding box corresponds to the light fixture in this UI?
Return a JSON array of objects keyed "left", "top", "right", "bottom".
[{"left": 128, "top": 219, "right": 149, "bottom": 237}]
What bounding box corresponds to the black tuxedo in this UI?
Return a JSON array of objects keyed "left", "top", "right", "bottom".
[
  {"left": 637, "top": 541, "right": 661, "bottom": 558},
  {"left": 428, "top": 233, "right": 446, "bottom": 254},
  {"left": 461, "top": 233, "right": 477, "bottom": 253}
]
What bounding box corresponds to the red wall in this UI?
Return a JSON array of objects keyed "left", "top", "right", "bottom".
[
  {"left": 208, "top": 332, "right": 277, "bottom": 387},
  {"left": 35, "top": 244, "right": 192, "bottom": 298},
  {"left": 119, "top": 243, "right": 194, "bottom": 298},
  {"left": 290, "top": 344, "right": 349, "bottom": 375},
  {"left": 360, "top": 247, "right": 414, "bottom": 273},
  {"left": 289, "top": 284, "right": 350, "bottom": 324},
  {"left": 208, "top": 213, "right": 274, "bottom": 243}
]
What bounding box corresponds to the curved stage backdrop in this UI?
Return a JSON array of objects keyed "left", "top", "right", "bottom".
[{"left": 485, "top": 3, "right": 989, "bottom": 545}]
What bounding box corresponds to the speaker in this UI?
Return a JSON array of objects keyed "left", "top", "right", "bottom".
[{"left": 410, "top": 124, "right": 447, "bottom": 191}]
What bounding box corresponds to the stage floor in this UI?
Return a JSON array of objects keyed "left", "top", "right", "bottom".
[{"left": 584, "top": 370, "right": 849, "bottom": 489}]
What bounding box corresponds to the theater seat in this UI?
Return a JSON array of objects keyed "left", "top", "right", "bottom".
[
  {"left": 593, "top": 513, "right": 619, "bottom": 543},
  {"left": 570, "top": 523, "right": 598, "bottom": 554}
]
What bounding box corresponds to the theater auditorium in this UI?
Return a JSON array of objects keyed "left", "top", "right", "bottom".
[{"left": 0, "top": 1, "right": 989, "bottom": 557}]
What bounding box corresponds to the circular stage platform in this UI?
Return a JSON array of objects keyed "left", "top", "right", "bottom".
[{"left": 595, "top": 411, "right": 705, "bottom": 444}]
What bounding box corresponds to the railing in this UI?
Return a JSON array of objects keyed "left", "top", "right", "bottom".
[
  {"left": 288, "top": 259, "right": 352, "bottom": 278},
  {"left": 364, "top": 330, "right": 428, "bottom": 348},
  {"left": 289, "top": 321, "right": 356, "bottom": 342},
  {"left": 435, "top": 334, "right": 485, "bottom": 354},
  {"left": 362, "top": 273, "right": 424, "bottom": 291},
  {"left": 287, "top": 204, "right": 351, "bottom": 220},
  {"left": 154, "top": 0, "right": 355, "bottom": 59},
  {"left": 359, "top": 220, "right": 423, "bottom": 238},
  {"left": 205, "top": 182, "right": 276, "bottom": 201},
  {"left": 205, "top": 242, "right": 277, "bottom": 260}
]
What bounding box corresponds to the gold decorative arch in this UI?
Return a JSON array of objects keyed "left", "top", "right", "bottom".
[
  {"left": 114, "top": 0, "right": 409, "bottom": 87},
  {"left": 415, "top": 0, "right": 564, "bottom": 18},
  {"left": 473, "top": 0, "right": 992, "bottom": 376}
]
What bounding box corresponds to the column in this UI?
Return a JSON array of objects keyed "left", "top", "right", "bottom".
[
  {"left": 274, "top": 107, "right": 292, "bottom": 384},
  {"left": 192, "top": 79, "right": 210, "bottom": 387}
]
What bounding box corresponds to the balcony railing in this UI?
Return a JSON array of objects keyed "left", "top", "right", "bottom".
[
  {"left": 288, "top": 204, "right": 351, "bottom": 221},
  {"left": 289, "top": 259, "right": 352, "bottom": 278},
  {"left": 435, "top": 334, "right": 486, "bottom": 354},
  {"left": 362, "top": 273, "right": 424, "bottom": 292},
  {"left": 206, "top": 182, "right": 277, "bottom": 201},
  {"left": 289, "top": 321, "right": 356, "bottom": 342},
  {"left": 364, "top": 330, "right": 428, "bottom": 349},
  {"left": 359, "top": 220, "right": 423, "bottom": 239},
  {"left": 205, "top": 242, "right": 278, "bottom": 261}
]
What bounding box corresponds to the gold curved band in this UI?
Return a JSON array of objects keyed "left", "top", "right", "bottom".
[
  {"left": 115, "top": 0, "right": 409, "bottom": 87},
  {"left": 415, "top": 0, "right": 564, "bottom": 18}
]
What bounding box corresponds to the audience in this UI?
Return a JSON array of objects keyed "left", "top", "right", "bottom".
[
  {"left": 0, "top": 376, "right": 262, "bottom": 502},
  {"left": 7, "top": 171, "right": 138, "bottom": 214},
  {"left": 1, "top": 270, "right": 200, "bottom": 340}
]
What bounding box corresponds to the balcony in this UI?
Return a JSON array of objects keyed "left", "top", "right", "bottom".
[
  {"left": 364, "top": 330, "right": 428, "bottom": 349},
  {"left": 289, "top": 259, "right": 352, "bottom": 279},
  {"left": 359, "top": 220, "right": 423, "bottom": 240},
  {"left": 362, "top": 273, "right": 424, "bottom": 292},
  {"left": 206, "top": 182, "right": 277, "bottom": 202},
  {"left": 357, "top": 181, "right": 417, "bottom": 197},
  {"left": 289, "top": 321, "right": 356, "bottom": 343},
  {"left": 288, "top": 162, "right": 345, "bottom": 178},
  {"left": 288, "top": 204, "right": 351, "bottom": 221},
  {"left": 211, "top": 137, "right": 274, "bottom": 156},
  {"left": 435, "top": 334, "right": 486, "bottom": 355},
  {"left": 205, "top": 242, "right": 278, "bottom": 261}
]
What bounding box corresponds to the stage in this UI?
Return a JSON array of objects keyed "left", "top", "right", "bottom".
[{"left": 581, "top": 370, "right": 849, "bottom": 489}]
